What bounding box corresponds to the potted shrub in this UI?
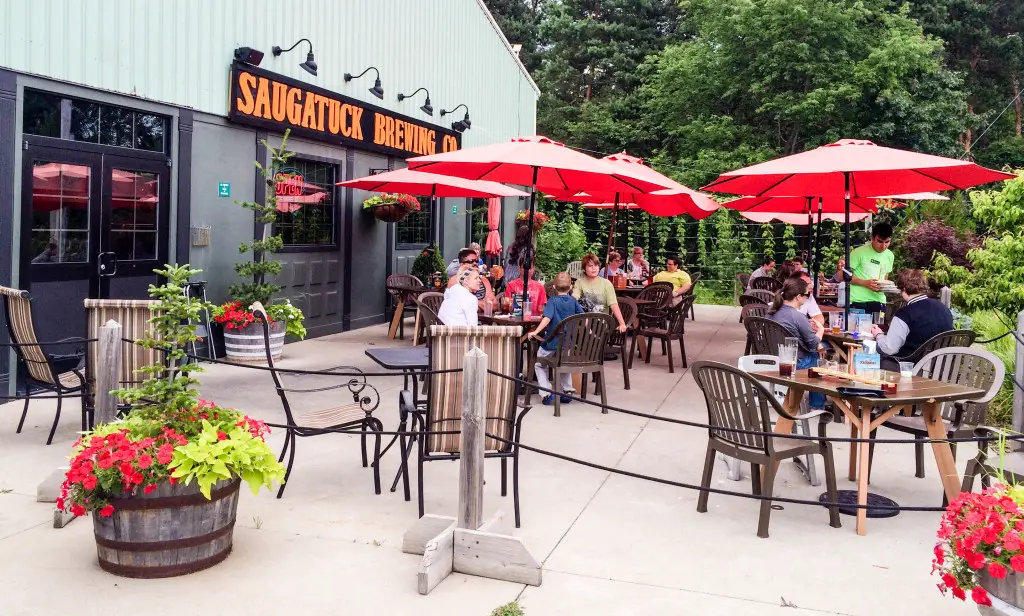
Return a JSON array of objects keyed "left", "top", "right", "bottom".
[
  {"left": 363, "top": 193, "right": 421, "bottom": 223},
  {"left": 411, "top": 244, "right": 448, "bottom": 288},
  {"left": 57, "top": 264, "right": 286, "bottom": 578},
  {"left": 934, "top": 482, "right": 1024, "bottom": 610},
  {"left": 222, "top": 130, "right": 306, "bottom": 362}
]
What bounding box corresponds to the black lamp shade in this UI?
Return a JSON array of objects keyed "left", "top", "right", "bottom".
[
  {"left": 421, "top": 97, "right": 434, "bottom": 116},
  {"left": 301, "top": 52, "right": 318, "bottom": 76},
  {"left": 370, "top": 79, "right": 384, "bottom": 100},
  {"left": 462, "top": 112, "right": 471, "bottom": 129}
]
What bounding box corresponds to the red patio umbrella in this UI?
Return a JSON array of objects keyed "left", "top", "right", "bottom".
[
  {"left": 739, "top": 210, "right": 872, "bottom": 224},
  {"left": 484, "top": 197, "right": 503, "bottom": 256},
  {"left": 338, "top": 168, "right": 529, "bottom": 199}
]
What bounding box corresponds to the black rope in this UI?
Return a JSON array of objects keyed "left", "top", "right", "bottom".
[
  {"left": 489, "top": 369, "right": 1024, "bottom": 444},
  {"left": 262, "top": 422, "right": 461, "bottom": 437},
  {"left": 976, "top": 331, "right": 1014, "bottom": 344},
  {"left": 175, "top": 350, "right": 459, "bottom": 377},
  {"left": 0, "top": 339, "right": 96, "bottom": 348},
  {"left": 484, "top": 432, "right": 943, "bottom": 512}
]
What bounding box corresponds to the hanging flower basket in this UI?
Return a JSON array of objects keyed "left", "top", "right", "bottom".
[
  {"left": 515, "top": 210, "right": 550, "bottom": 232},
  {"left": 363, "top": 193, "right": 421, "bottom": 223}
]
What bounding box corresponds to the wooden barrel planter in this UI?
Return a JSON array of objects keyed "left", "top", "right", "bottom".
[
  {"left": 372, "top": 203, "right": 410, "bottom": 223},
  {"left": 93, "top": 478, "right": 240, "bottom": 579},
  {"left": 977, "top": 570, "right": 1024, "bottom": 615},
  {"left": 223, "top": 320, "right": 285, "bottom": 362}
]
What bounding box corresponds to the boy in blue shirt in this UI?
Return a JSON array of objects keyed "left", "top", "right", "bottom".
[{"left": 527, "top": 272, "right": 584, "bottom": 405}]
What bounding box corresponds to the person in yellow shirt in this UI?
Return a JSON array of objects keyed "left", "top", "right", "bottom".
[{"left": 652, "top": 257, "right": 692, "bottom": 305}]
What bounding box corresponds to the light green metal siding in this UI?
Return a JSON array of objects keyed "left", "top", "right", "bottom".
[{"left": 0, "top": 0, "right": 537, "bottom": 144}]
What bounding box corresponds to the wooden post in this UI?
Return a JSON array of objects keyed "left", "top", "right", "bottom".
[
  {"left": 458, "top": 346, "right": 487, "bottom": 531},
  {"left": 939, "top": 286, "right": 952, "bottom": 308},
  {"left": 1013, "top": 311, "right": 1024, "bottom": 441},
  {"left": 95, "top": 319, "right": 122, "bottom": 425}
]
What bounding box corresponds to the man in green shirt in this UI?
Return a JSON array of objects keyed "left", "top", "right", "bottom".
[{"left": 844, "top": 222, "right": 894, "bottom": 316}]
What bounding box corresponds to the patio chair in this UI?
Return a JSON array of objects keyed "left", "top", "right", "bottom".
[
  {"left": 872, "top": 347, "right": 1004, "bottom": 482},
  {"left": 962, "top": 426, "right": 1024, "bottom": 493},
  {"left": 397, "top": 325, "right": 531, "bottom": 526},
  {"left": 414, "top": 291, "right": 444, "bottom": 344},
  {"left": 608, "top": 297, "right": 638, "bottom": 390},
  {"left": 566, "top": 260, "right": 583, "bottom": 280},
  {"left": 890, "top": 329, "right": 977, "bottom": 365},
  {"left": 526, "top": 313, "right": 616, "bottom": 417},
  {"left": 751, "top": 277, "right": 783, "bottom": 293},
  {"left": 740, "top": 304, "right": 769, "bottom": 354},
  {"left": 632, "top": 297, "right": 693, "bottom": 373},
  {"left": 735, "top": 273, "right": 751, "bottom": 305},
  {"left": 635, "top": 281, "right": 673, "bottom": 327},
  {"left": 252, "top": 304, "right": 384, "bottom": 498},
  {"left": 747, "top": 289, "right": 776, "bottom": 305},
  {"left": 682, "top": 273, "right": 700, "bottom": 320},
  {"left": 386, "top": 273, "right": 423, "bottom": 340},
  {"left": 738, "top": 294, "right": 768, "bottom": 322},
  {"left": 692, "top": 361, "right": 841, "bottom": 538},
  {"left": 1, "top": 285, "right": 88, "bottom": 445},
  {"left": 743, "top": 316, "right": 791, "bottom": 357},
  {"left": 84, "top": 299, "right": 163, "bottom": 403}
]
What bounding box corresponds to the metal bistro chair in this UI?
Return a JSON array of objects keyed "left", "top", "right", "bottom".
[
  {"left": 632, "top": 296, "right": 693, "bottom": 373},
  {"left": 609, "top": 297, "right": 638, "bottom": 390},
  {"left": 692, "top": 361, "right": 841, "bottom": 538},
  {"left": 1, "top": 285, "right": 88, "bottom": 445},
  {"left": 740, "top": 303, "right": 769, "bottom": 355},
  {"left": 397, "top": 325, "right": 532, "bottom": 526},
  {"left": 872, "top": 347, "right": 1004, "bottom": 483},
  {"left": 252, "top": 303, "right": 384, "bottom": 498},
  {"left": 386, "top": 273, "right": 424, "bottom": 340},
  {"left": 526, "top": 313, "right": 616, "bottom": 418},
  {"left": 751, "top": 277, "right": 783, "bottom": 293}
]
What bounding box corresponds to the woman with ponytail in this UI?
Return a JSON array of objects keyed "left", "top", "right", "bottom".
[{"left": 768, "top": 277, "right": 826, "bottom": 409}]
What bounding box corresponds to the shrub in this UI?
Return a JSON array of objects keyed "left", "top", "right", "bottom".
[
  {"left": 411, "top": 245, "right": 447, "bottom": 286},
  {"left": 901, "top": 219, "right": 977, "bottom": 269},
  {"left": 535, "top": 218, "right": 588, "bottom": 278}
]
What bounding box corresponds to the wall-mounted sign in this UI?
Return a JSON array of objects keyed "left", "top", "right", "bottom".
[
  {"left": 218, "top": 182, "right": 231, "bottom": 197},
  {"left": 228, "top": 63, "right": 462, "bottom": 159}
]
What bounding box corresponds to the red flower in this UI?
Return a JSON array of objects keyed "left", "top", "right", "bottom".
[
  {"left": 217, "top": 431, "right": 228, "bottom": 441},
  {"left": 99, "top": 504, "right": 115, "bottom": 517},
  {"left": 70, "top": 504, "right": 86, "bottom": 517},
  {"left": 933, "top": 544, "right": 945, "bottom": 565},
  {"left": 966, "top": 551, "right": 986, "bottom": 569},
  {"left": 119, "top": 462, "right": 135, "bottom": 478},
  {"left": 952, "top": 587, "right": 966, "bottom": 601},
  {"left": 972, "top": 586, "right": 992, "bottom": 606},
  {"left": 989, "top": 562, "right": 1008, "bottom": 579},
  {"left": 1011, "top": 555, "right": 1024, "bottom": 572},
  {"left": 144, "top": 484, "right": 157, "bottom": 494},
  {"left": 137, "top": 454, "right": 153, "bottom": 469},
  {"left": 97, "top": 452, "right": 114, "bottom": 469},
  {"left": 941, "top": 573, "right": 957, "bottom": 588},
  {"left": 157, "top": 444, "right": 174, "bottom": 465},
  {"left": 1005, "top": 533, "right": 1022, "bottom": 552},
  {"left": 168, "top": 477, "right": 177, "bottom": 485},
  {"left": 82, "top": 475, "right": 97, "bottom": 490}
]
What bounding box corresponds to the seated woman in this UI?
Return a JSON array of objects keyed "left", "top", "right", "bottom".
[
  {"left": 767, "top": 277, "right": 826, "bottom": 409},
  {"left": 446, "top": 253, "right": 495, "bottom": 312},
  {"left": 504, "top": 266, "right": 547, "bottom": 317},
  {"left": 438, "top": 268, "right": 482, "bottom": 326},
  {"left": 776, "top": 260, "right": 824, "bottom": 334},
  {"left": 598, "top": 251, "right": 625, "bottom": 278},
  {"left": 871, "top": 269, "right": 953, "bottom": 369}
]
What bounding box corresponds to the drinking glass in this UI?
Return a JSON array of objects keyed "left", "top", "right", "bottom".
[
  {"left": 825, "top": 360, "right": 839, "bottom": 373},
  {"left": 483, "top": 299, "right": 493, "bottom": 317},
  {"left": 899, "top": 361, "right": 914, "bottom": 378},
  {"left": 777, "top": 343, "right": 798, "bottom": 377}
]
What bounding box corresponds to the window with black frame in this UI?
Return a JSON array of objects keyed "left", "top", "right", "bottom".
[
  {"left": 23, "top": 89, "right": 167, "bottom": 153},
  {"left": 274, "top": 159, "right": 338, "bottom": 248},
  {"left": 395, "top": 196, "right": 432, "bottom": 246}
]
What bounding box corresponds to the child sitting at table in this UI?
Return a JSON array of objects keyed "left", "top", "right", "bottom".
[
  {"left": 527, "top": 272, "right": 583, "bottom": 405},
  {"left": 504, "top": 265, "right": 547, "bottom": 317}
]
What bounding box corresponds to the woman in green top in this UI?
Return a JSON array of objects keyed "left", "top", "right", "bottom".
[
  {"left": 844, "top": 222, "right": 894, "bottom": 316},
  {"left": 572, "top": 254, "right": 628, "bottom": 333}
]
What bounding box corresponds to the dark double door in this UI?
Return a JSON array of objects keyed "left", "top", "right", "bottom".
[{"left": 20, "top": 141, "right": 171, "bottom": 348}]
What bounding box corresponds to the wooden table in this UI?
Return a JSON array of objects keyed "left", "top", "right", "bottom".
[
  {"left": 386, "top": 284, "right": 430, "bottom": 340},
  {"left": 823, "top": 331, "right": 866, "bottom": 363},
  {"left": 750, "top": 369, "right": 985, "bottom": 535},
  {"left": 614, "top": 285, "right": 648, "bottom": 298}
]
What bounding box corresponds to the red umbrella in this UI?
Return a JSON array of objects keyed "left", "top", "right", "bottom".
[
  {"left": 740, "top": 210, "right": 872, "bottom": 224},
  {"left": 721, "top": 192, "right": 947, "bottom": 215},
  {"left": 485, "top": 197, "right": 503, "bottom": 256},
  {"left": 337, "top": 168, "right": 528, "bottom": 199}
]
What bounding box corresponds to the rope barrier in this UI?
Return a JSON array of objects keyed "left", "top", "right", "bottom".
[
  {"left": 976, "top": 331, "right": 1014, "bottom": 344},
  {"left": 0, "top": 339, "right": 96, "bottom": 348},
  {"left": 262, "top": 421, "right": 461, "bottom": 437},
  {"left": 488, "top": 369, "right": 1024, "bottom": 444},
  {"left": 174, "top": 350, "right": 460, "bottom": 378}
]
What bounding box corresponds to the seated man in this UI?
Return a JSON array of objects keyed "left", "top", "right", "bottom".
[
  {"left": 504, "top": 266, "right": 548, "bottom": 317},
  {"left": 653, "top": 257, "right": 692, "bottom": 305},
  {"left": 871, "top": 269, "right": 952, "bottom": 369},
  {"left": 746, "top": 256, "right": 775, "bottom": 291},
  {"left": 445, "top": 243, "right": 482, "bottom": 277},
  {"left": 598, "top": 252, "right": 625, "bottom": 278}
]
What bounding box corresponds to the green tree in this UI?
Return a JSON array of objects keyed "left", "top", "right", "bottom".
[{"left": 482, "top": 0, "right": 548, "bottom": 72}]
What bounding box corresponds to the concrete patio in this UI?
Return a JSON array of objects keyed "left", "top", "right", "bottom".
[{"left": 0, "top": 304, "right": 979, "bottom": 616}]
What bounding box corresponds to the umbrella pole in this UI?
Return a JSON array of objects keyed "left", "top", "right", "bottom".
[
  {"left": 844, "top": 172, "right": 851, "bottom": 326},
  {"left": 523, "top": 167, "right": 539, "bottom": 313},
  {"left": 605, "top": 193, "right": 619, "bottom": 278},
  {"left": 813, "top": 197, "right": 823, "bottom": 297}
]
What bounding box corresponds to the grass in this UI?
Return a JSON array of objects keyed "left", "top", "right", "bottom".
[
  {"left": 969, "top": 311, "right": 1017, "bottom": 429},
  {"left": 490, "top": 602, "right": 524, "bottom": 616}
]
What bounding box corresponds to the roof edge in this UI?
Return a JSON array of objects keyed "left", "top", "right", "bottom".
[{"left": 474, "top": 0, "right": 541, "bottom": 97}]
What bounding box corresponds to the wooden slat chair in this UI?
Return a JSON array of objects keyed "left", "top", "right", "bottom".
[
  {"left": 632, "top": 296, "right": 693, "bottom": 373},
  {"left": 525, "top": 313, "right": 616, "bottom": 417},
  {"left": 872, "top": 347, "right": 1004, "bottom": 483},
  {"left": 84, "top": 299, "right": 162, "bottom": 418},
  {"left": 740, "top": 303, "right": 769, "bottom": 354},
  {"left": 751, "top": 277, "right": 783, "bottom": 293},
  {"left": 692, "top": 361, "right": 841, "bottom": 538},
  {"left": 252, "top": 304, "right": 384, "bottom": 498},
  {"left": 1, "top": 285, "right": 88, "bottom": 444},
  {"left": 387, "top": 273, "right": 424, "bottom": 340},
  {"left": 962, "top": 426, "right": 1024, "bottom": 493},
  {"left": 397, "top": 325, "right": 531, "bottom": 526}
]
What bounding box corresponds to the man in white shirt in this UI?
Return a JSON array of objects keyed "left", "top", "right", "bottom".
[{"left": 438, "top": 268, "right": 482, "bottom": 326}]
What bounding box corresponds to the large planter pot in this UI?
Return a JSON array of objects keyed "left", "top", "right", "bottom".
[
  {"left": 371, "top": 203, "right": 409, "bottom": 223},
  {"left": 223, "top": 320, "right": 285, "bottom": 362},
  {"left": 92, "top": 478, "right": 240, "bottom": 579},
  {"left": 978, "top": 571, "right": 1024, "bottom": 615}
]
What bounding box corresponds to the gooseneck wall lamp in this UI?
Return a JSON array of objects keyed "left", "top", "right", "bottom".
[
  {"left": 397, "top": 87, "right": 433, "bottom": 116},
  {"left": 344, "top": 66, "right": 384, "bottom": 100},
  {"left": 272, "top": 38, "right": 317, "bottom": 76},
  {"left": 440, "top": 104, "right": 472, "bottom": 132}
]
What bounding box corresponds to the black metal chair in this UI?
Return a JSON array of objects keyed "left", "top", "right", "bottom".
[
  {"left": 526, "top": 313, "right": 616, "bottom": 417},
  {"left": 1, "top": 285, "right": 88, "bottom": 444},
  {"left": 692, "top": 361, "right": 841, "bottom": 538},
  {"left": 751, "top": 277, "right": 783, "bottom": 293},
  {"left": 252, "top": 303, "right": 384, "bottom": 498},
  {"left": 632, "top": 296, "right": 693, "bottom": 373}
]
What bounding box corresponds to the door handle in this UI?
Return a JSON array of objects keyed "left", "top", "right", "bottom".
[{"left": 97, "top": 252, "right": 118, "bottom": 277}]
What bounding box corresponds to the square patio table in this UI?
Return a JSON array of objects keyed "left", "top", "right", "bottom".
[{"left": 749, "top": 368, "right": 984, "bottom": 535}]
